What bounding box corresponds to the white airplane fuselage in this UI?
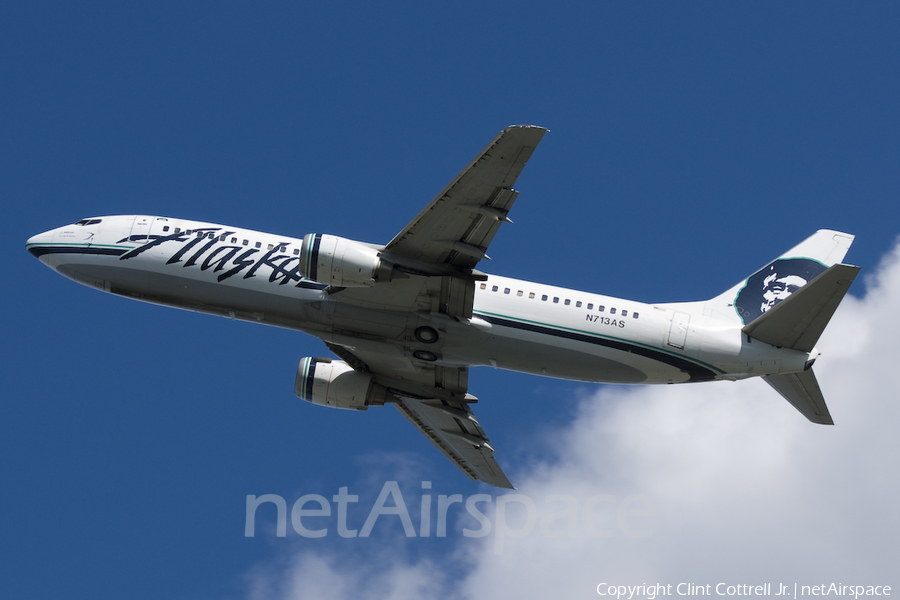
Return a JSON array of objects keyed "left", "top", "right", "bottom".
[
  {"left": 26, "top": 126, "right": 856, "bottom": 488},
  {"left": 27, "top": 214, "right": 812, "bottom": 386}
]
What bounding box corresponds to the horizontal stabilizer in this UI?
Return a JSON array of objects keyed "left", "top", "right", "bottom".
[
  {"left": 742, "top": 263, "right": 860, "bottom": 351},
  {"left": 763, "top": 369, "right": 833, "bottom": 425}
]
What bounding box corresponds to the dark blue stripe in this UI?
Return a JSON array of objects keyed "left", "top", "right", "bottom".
[
  {"left": 28, "top": 246, "right": 127, "bottom": 259},
  {"left": 479, "top": 314, "right": 717, "bottom": 382}
]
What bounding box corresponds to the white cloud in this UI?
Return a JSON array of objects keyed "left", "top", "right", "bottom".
[
  {"left": 244, "top": 552, "right": 440, "bottom": 600},
  {"left": 243, "top": 243, "right": 900, "bottom": 599}
]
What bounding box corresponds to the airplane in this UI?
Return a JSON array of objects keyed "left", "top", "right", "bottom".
[{"left": 26, "top": 125, "right": 859, "bottom": 489}]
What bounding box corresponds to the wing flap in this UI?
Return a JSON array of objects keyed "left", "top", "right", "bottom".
[
  {"left": 393, "top": 396, "right": 514, "bottom": 489},
  {"left": 742, "top": 263, "right": 860, "bottom": 351}
]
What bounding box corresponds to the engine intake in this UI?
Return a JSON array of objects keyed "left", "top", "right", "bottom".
[
  {"left": 300, "top": 233, "right": 392, "bottom": 287},
  {"left": 295, "top": 357, "right": 387, "bottom": 410}
]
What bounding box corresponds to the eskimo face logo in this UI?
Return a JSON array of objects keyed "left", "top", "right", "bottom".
[
  {"left": 760, "top": 272, "right": 808, "bottom": 312},
  {"left": 734, "top": 258, "right": 826, "bottom": 324}
]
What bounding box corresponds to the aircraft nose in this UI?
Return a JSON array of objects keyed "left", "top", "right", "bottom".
[{"left": 26, "top": 229, "right": 55, "bottom": 260}]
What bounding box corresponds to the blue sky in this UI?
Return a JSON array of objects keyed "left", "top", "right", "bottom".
[{"left": 3, "top": 3, "right": 899, "bottom": 599}]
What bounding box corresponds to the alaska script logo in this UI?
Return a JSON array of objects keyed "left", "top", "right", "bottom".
[
  {"left": 118, "top": 228, "right": 322, "bottom": 288},
  {"left": 734, "top": 258, "right": 826, "bottom": 325}
]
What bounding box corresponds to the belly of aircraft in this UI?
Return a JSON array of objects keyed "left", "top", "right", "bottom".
[{"left": 465, "top": 334, "right": 650, "bottom": 383}]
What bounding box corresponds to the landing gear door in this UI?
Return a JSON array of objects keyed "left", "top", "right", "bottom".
[{"left": 667, "top": 311, "right": 690, "bottom": 349}]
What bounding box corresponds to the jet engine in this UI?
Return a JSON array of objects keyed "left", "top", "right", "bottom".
[
  {"left": 299, "top": 233, "right": 392, "bottom": 287},
  {"left": 295, "top": 357, "right": 388, "bottom": 410}
]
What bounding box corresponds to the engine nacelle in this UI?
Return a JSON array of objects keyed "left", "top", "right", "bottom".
[
  {"left": 299, "top": 233, "right": 392, "bottom": 287},
  {"left": 295, "top": 357, "right": 387, "bottom": 411}
]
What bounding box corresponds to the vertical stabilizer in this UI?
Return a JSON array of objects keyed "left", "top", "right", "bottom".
[{"left": 705, "top": 230, "right": 855, "bottom": 325}]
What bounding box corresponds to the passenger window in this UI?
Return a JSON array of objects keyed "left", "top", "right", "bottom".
[
  {"left": 598, "top": 305, "right": 605, "bottom": 312},
  {"left": 175, "top": 228, "right": 181, "bottom": 234},
  {"left": 232, "top": 237, "right": 238, "bottom": 243},
  {"left": 610, "top": 308, "right": 616, "bottom": 315},
  {"left": 553, "top": 297, "right": 559, "bottom": 303},
  {"left": 633, "top": 312, "right": 639, "bottom": 319},
  {"left": 517, "top": 290, "right": 523, "bottom": 297},
  {"left": 267, "top": 244, "right": 274, "bottom": 250},
  {"left": 255, "top": 241, "right": 261, "bottom": 248},
  {"left": 621, "top": 310, "right": 628, "bottom": 317},
  {"left": 293, "top": 248, "right": 299, "bottom": 255},
  {"left": 529, "top": 292, "right": 535, "bottom": 299},
  {"left": 576, "top": 301, "right": 582, "bottom": 308},
  {"left": 504, "top": 288, "right": 510, "bottom": 294},
  {"left": 220, "top": 234, "right": 226, "bottom": 241},
  {"left": 587, "top": 303, "right": 593, "bottom": 310},
  {"left": 492, "top": 285, "right": 498, "bottom": 292},
  {"left": 542, "top": 295, "right": 548, "bottom": 301},
  {"left": 480, "top": 283, "right": 486, "bottom": 290},
  {"left": 243, "top": 240, "right": 249, "bottom": 246},
  {"left": 163, "top": 226, "right": 170, "bottom": 232},
  {"left": 564, "top": 299, "right": 571, "bottom": 306}
]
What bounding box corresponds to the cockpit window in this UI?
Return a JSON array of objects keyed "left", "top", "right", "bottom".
[{"left": 75, "top": 219, "right": 102, "bottom": 226}]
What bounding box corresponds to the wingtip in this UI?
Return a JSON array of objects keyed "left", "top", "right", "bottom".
[{"left": 505, "top": 124, "right": 550, "bottom": 133}]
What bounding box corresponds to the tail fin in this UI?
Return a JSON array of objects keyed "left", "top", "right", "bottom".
[
  {"left": 706, "top": 229, "right": 856, "bottom": 325},
  {"left": 704, "top": 230, "right": 858, "bottom": 425},
  {"left": 748, "top": 261, "right": 859, "bottom": 425}
]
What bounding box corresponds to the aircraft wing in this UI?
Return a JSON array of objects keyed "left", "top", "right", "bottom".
[
  {"left": 381, "top": 125, "right": 547, "bottom": 278},
  {"left": 326, "top": 341, "right": 513, "bottom": 488},
  {"left": 316, "top": 127, "right": 546, "bottom": 486},
  {"left": 393, "top": 396, "right": 513, "bottom": 488}
]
